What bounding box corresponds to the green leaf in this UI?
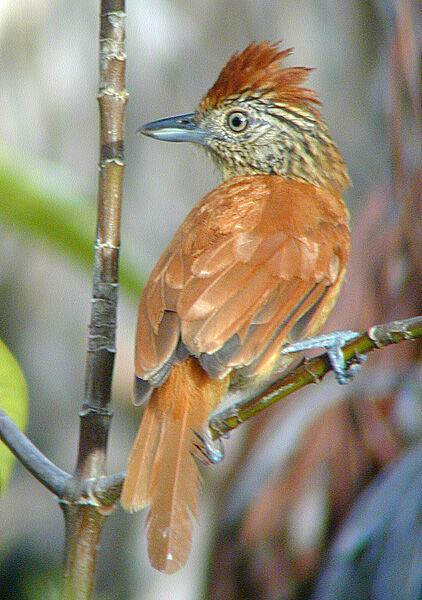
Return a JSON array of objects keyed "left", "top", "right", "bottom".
[
  {"left": 0, "top": 338, "right": 29, "bottom": 495},
  {"left": 0, "top": 143, "right": 145, "bottom": 298}
]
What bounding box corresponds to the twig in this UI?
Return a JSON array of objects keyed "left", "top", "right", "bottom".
[
  {"left": 0, "top": 407, "right": 126, "bottom": 505},
  {"left": 70, "top": 315, "right": 422, "bottom": 506},
  {"left": 0, "top": 401, "right": 126, "bottom": 507},
  {"left": 0, "top": 407, "right": 70, "bottom": 496},
  {"left": 209, "top": 316, "right": 422, "bottom": 439}
]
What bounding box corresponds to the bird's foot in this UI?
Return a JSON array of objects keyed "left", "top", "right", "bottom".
[
  {"left": 192, "top": 428, "right": 224, "bottom": 465},
  {"left": 281, "top": 330, "right": 366, "bottom": 384}
]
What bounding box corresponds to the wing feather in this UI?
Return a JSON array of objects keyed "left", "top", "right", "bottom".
[
  {"left": 183, "top": 267, "right": 278, "bottom": 353},
  {"left": 240, "top": 280, "right": 329, "bottom": 377},
  {"left": 229, "top": 280, "right": 307, "bottom": 367},
  {"left": 135, "top": 175, "right": 350, "bottom": 386}
]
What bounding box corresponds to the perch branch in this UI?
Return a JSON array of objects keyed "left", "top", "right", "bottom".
[
  {"left": 0, "top": 407, "right": 70, "bottom": 496},
  {"left": 2, "top": 316, "right": 420, "bottom": 513},
  {"left": 79, "top": 315, "right": 422, "bottom": 506},
  {"left": 60, "top": 1, "right": 128, "bottom": 599},
  {"left": 208, "top": 315, "right": 422, "bottom": 439}
]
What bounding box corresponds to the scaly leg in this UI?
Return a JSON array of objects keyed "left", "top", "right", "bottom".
[
  {"left": 281, "top": 330, "right": 365, "bottom": 384},
  {"left": 194, "top": 330, "right": 364, "bottom": 462},
  {"left": 192, "top": 428, "right": 224, "bottom": 465}
]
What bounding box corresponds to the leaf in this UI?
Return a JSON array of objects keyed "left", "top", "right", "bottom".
[
  {"left": 0, "top": 338, "right": 29, "bottom": 496},
  {"left": 0, "top": 143, "right": 145, "bottom": 298}
]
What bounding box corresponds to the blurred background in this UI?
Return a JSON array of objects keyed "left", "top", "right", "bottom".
[{"left": 0, "top": 1, "right": 421, "bottom": 599}]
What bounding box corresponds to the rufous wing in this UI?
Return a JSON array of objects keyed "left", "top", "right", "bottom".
[{"left": 134, "top": 174, "right": 350, "bottom": 391}]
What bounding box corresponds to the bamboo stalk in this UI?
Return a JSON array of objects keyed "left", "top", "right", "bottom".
[{"left": 61, "top": 2, "right": 127, "bottom": 598}]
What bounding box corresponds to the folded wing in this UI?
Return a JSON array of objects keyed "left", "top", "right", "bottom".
[{"left": 134, "top": 175, "right": 350, "bottom": 401}]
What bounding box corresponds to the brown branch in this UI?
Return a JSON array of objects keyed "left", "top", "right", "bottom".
[
  {"left": 60, "top": 2, "right": 128, "bottom": 599},
  {"left": 2, "top": 314, "right": 420, "bottom": 517},
  {"left": 208, "top": 316, "right": 422, "bottom": 439}
]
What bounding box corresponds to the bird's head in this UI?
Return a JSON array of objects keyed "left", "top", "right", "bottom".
[{"left": 140, "top": 42, "right": 349, "bottom": 194}]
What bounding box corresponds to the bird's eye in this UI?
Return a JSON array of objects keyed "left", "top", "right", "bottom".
[{"left": 226, "top": 111, "right": 249, "bottom": 133}]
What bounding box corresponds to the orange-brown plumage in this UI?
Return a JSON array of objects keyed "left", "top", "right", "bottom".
[
  {"left": 121, "top": 41, "right": 350, "bottom": 574},
  {"left": 133, "top": 176, "right": 349, "bottom": 379},
  {"left": 199, "top": 42, "right": 319, "bottom": 113},
  {"left": 121, "top": 357, "right": 228, "bottom": 573}
]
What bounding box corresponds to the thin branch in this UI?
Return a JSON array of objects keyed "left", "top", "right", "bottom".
[
  {"left": 208, "top": 316, "right": 422, "bottom": 439},
  {"left": 0, "top": 408, "right": 125, "bottom": 505},
  {"left": 0, "top": 407, "right": 70, "bottom": 496},
  {"left": 60, "top": 1, "right": 128, "bottom": 598},
  {"left": 75, "top": 0, "right": 129, "bottom": 480}
]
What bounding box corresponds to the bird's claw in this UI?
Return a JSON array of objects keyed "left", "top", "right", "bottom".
[
  {"left": 282, "top": 330, "right": 363, "bottom": 385},
  {"left": 192, "top": 429, "right": 224, "bottom": 465},
  {"left": 326, "top": 341, "right": 353, "bottom": 384}
]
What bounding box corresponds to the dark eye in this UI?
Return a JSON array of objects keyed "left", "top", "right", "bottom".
[{"left": 226, "top": 110, "right": 249, "bottom": 133}]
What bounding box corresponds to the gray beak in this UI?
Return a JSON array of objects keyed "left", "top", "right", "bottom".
[{"left": 138, "top": 112, "right": 207, "bottom": 144}]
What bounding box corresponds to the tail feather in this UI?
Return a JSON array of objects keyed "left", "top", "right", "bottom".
[
  {"left": 121, "top": 357, "right": 228, "bottom": 574},
  {"left": 146, "top": 402, "right": 203, "bottom": 573},
  {"left": 120, "top": 397, "right": 161, "bottom": 510}
]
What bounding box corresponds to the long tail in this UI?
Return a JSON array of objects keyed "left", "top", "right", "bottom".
[{"left": 120, "top": 357, "right": 228, "bottom": 574}]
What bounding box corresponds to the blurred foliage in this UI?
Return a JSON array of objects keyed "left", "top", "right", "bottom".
[
  {"left": 0, "top": 544, "right": 61, "bottom": 600},
  {"left": 0, "top": 1, "right": 421, "bottom": 599},
  {"left": 0, "top": 338, "right": 28, "bottom": 496},
  {"left": 0, "top": 143, "right": 145, "bottom": 299},
  {"left": 206, "top": 2, "right": 422, "bottom": 599}
]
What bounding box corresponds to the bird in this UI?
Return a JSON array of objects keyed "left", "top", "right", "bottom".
[{"left": 120, "top": 41, "right": 351, "bottom": 574}]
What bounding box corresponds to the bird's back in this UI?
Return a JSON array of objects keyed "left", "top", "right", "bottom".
[{"left": 135, "top": 174, "right": 350, "bottom": 398}]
